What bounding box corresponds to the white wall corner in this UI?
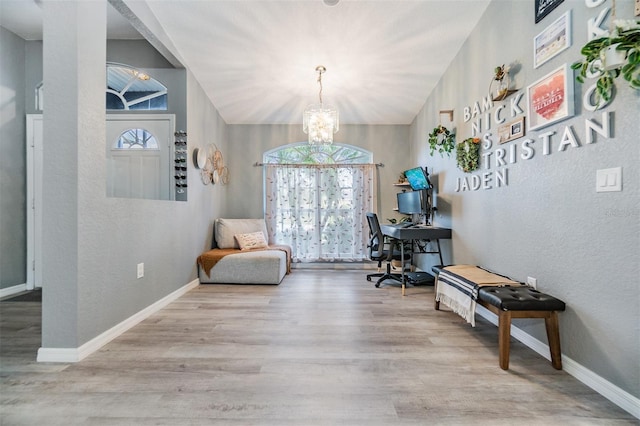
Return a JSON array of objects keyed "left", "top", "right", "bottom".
[
  {"left": 36, "top": 347, "right": 80, "bottom": 363},
  {"left": 477, "top": 306, "right": 640, "bottom": 420},
  {"left": 37, "top": 279, "right": 200, "bottom": 363}
]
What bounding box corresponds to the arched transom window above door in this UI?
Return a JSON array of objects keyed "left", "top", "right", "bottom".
[
  {"left": 34, "top": 63, "right": 168, "bottom": 111},
  {"left": 106, "top": 64, "right": 167, "bottom": 110}
]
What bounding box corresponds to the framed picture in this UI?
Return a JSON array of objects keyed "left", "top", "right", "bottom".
[
  {"left": 534, "top": 10, "right": 572, "bottom": 68},
  {"left": 535, "top": 0, "right": 564, "bottom": 23},
  {"left": 498, "top": 117, "right": 526, "bottom": 144},
  {"left": 527, "top": 64, "right": 574, "bottom": 131}
]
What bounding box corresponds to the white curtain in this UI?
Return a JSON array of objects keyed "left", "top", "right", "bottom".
[{"left": 265, "top": 164, "right": 376, "bottom": 262}]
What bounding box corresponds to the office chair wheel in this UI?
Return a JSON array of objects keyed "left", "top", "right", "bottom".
[
  {"left": 375, "top": 283, "right": 380, "bottom": 288},
  {"left": 367, "top": 276, "right": 372, "bottom": 281}
]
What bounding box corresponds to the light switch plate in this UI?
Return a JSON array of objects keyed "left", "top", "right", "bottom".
[{"left": 596, "top": 167, "right": 622, "bottom": 192}]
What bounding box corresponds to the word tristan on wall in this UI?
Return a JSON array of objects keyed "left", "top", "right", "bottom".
[{"left": 454, "top": 0, "right": 617, "bottom": 192}]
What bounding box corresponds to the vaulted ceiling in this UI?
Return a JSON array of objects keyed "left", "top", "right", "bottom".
[{"left": 0, "top": 0, "right": 491, "bottom": 125}]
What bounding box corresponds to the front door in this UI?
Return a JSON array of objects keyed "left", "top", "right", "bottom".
[{"left": 105, "top": 114, "right": 174, "bottom": 200}]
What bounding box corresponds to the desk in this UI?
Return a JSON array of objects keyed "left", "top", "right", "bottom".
[{"left": 380, "top": 224, "right": 452, "bottom": 296}]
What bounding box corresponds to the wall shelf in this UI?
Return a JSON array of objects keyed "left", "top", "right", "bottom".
[
  {"left": 492, "top": 89, "right": 517, "bottom": 102},
  {"left": 489, "top": 66, "right": 517, "bottom": 102}
]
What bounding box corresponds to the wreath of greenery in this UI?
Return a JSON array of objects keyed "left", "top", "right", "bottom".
[
  {"left": 428, "top": 125, "right": 455, "bottom": 157},
  {"left": 456, "top": 137, "right": 481, "bottom": 172}
]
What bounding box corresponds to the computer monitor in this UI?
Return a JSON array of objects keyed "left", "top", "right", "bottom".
[
  {"left": 397, "top": 191, "right": 423, "bottom": 215},
  {"left": 404, "top": 167, "right": 432, "bottom": 191}
]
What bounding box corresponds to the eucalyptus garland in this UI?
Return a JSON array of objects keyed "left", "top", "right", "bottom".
[
  {"left": 428, "top": 125, "right": 455, "bottom": 157},
  {"left": 456, "top": 137, "right": 481, "bottom": 172}
]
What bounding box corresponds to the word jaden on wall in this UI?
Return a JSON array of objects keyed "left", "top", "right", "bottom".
[{"left": 454, "top": 2, "right": 619, "bottom": 193}]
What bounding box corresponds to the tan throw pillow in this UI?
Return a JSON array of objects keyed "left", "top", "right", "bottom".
[{"left": 235, "top": 231, "right": 268, "bottom": 251}]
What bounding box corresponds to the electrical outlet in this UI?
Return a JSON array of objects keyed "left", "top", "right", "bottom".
[
  {"left": 527, "top": 276, "right": 537, "bottom": 289},
  {"left": 137, "top": 263, "right": 144, "bottom": 279}
]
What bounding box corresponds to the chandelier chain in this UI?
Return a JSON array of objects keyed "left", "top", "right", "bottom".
[
  {"left": 317, "top": 68, "right": 324, "bottom": 105},
  {"left": 610, "top": 0, "right": 616, "bottom": 32}
]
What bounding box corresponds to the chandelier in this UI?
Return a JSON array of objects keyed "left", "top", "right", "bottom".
[{"left": 303, "top": 65, "right": 339, "bottom": 145}]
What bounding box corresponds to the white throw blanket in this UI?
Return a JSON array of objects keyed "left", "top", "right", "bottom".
[{"left": 435, "top": 265, "right": 519, "bottom": 327}]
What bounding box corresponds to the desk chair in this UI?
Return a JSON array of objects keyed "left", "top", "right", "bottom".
[{"left": 365, "top": 212, "right": 407, "bottom": 287}]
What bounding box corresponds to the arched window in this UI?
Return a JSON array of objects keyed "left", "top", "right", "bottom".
[
  {"left": 263, "top": 143, "right": 376, "bottom": 263},
  {"left": 35, "top": 63, "right": 168, "bottom": 111},
  {"left": 106, "top": 64, "right": 167, "bottom": 110},
  {"left": 115, "top": 128, "right": 159, "bottom": 149},
  {"left": 35, "top": 82, "right": 43, "bottom": 111},
  {"left": 263, "top": 142, "right": 372, "bottom": 165}
]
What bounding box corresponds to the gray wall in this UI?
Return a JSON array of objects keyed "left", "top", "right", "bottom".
[
  {"left": 226, "top": 124, "right": 412, "bottom": 219},
  {"left": 107, "top": 39, "right": 173, "bottom": 68},
  {"left": 411, "top": 0, "right": 639, "bottom": 398},
  {"left": 35, "top": 1, "right": 227, "bottom": 348},
  {"left": 0, "top": 27, "right": 27, "bottom": 289}
]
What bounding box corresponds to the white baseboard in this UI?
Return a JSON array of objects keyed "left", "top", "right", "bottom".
[
  {"left": 562, "top": 355, "right": 640, "bottom": 420},
  {"left": 292, "top": 262, "right": 378, "bottom": 270},
  {"left": 477, "top": 306, "right": 640, "bottom": 420},
  {"left": 0, "top": 283, "right": 28, "bottom": 299},
  {"left": 37, "top": 278, "right": 200, "bottom": 363}
]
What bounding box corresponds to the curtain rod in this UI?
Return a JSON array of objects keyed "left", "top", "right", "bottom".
[{"left": 253, "top": 162, "right": 384, "bottom": 167}]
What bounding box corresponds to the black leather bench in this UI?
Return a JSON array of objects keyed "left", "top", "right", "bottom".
[{"left": 432, "top": 265, "right": 566, "bottom": 370}]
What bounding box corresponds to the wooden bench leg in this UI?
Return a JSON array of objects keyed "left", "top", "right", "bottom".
[
  {"left": 498, "top": 311, "right": 512, "bottom": 370},
  {"left": 545, "top": 311, "right": 562, "bottom": 370}
]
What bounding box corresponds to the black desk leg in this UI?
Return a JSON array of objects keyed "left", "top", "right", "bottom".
[{"left": 401, "top": 243, "right": 406, "bottom": 296}]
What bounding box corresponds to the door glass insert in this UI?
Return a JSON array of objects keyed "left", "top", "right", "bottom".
[{"left": 115, "top": 128, "right": 159, "bottom": 149}]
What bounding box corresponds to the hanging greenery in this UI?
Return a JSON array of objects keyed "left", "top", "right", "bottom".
[
  {"left": 456, "top": 137, "right": 481, "bottom": 172},
  {"left": 571, "top": 19, "right": 640, "bottom": 108},
  {"left": 428, "top": 125, "right": 455, "bottom": 157}
]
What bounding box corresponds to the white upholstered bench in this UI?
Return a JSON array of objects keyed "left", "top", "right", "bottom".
[{"left": 197, "top": 218, "right": 291, "bottom": 285}]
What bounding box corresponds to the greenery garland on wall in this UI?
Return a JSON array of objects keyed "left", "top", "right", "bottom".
[
  {"left": 428, "top": 125, "right": 455, "bottom": 157},
  {"left": 456, "top": 137, "right": 481, "bottom": 172}
]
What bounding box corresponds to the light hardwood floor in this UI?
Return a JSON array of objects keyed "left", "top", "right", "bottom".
[{"left": 1, "top": 270, "right": 636, "bottom": 425}]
